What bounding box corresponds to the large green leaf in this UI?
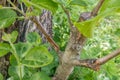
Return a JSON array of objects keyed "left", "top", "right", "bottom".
[
  {"left": 22, "top": 46, "right": 53, "bottom": 68},
  {"left": 0, "top": 43, "right": 11, "bottom": 57},
  {"left": 26, "top": 32, "right": 41, "bottom": 46},
  {"left": 0, "top": 9, "right": 17, "bottom": 29},
  {"left": 2, "top": 31, "right": 18, "bottom": 43},
  {"left": 22, "top": 0, "right": 58, "bottom": 13},
  {"left": 75, "top": 0, "right": 120, "bottom": 38},
  {"left": 75, "top": 16, "right": 101, "bottom": 37},
  {"left": 30, "top": 72, "right": 51, "bottom": 80},
  {"left": 70, "top": 0, "right": 87, "bottom": 7},
  {"left": 14, "top": 42, "right": 32, "bottom": 58},
  {"left": 99, "top": 0, "right": 120, "bottom": 13}
]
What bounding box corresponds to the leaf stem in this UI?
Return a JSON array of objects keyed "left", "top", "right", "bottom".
[
  {"left": 7, "top": 0, "right": 25, "bottom": 16},
  {"left": 19, "top": 63, "right": 22, "bottom": 80},
  {"left": 9, "top": 41, "right": 20, "bottom": 64}
]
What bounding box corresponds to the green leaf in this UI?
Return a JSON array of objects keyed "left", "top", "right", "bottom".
[
  {"left": 0, "top": 9, "right": 17, "bottom": 29},
  {"left": 30, "top": 72, "right": 51, "bottom": 80},
  {"left": 0, "top": 73, "right": 4, "bottom": 80},
  {"left": 22, "top": 0, "right": 58, "bottom": 13},
  {"left": 99, "top": 0, "right": 120, "bottom": 17},
  {"left": 75, "top": 16, "right": 100, "bottom": 38},
  {"left": 22, "top": 67, "right": 37, "bottom": 80},
  {"left": 70, "top": 0, "right": 87, "bottom": 7},
  {"left": 100, "top": 0, "right": 120, "bottom": 13},
  {"left": 8, "top": 66, "right": 24, "bottom": 80},
  {"left": 0, "top": 43, "right": 11, "bottom": 57},
  {"left": 75, "top": 0, "right": 120, "bottom": 38},
  {"left": 10, "top": 54, "right": 18, "bottom": 66},
  {"left": 41, "top": 50, "right": 59, "bottom": 76},
  {"left": 2, "top": 31, "right": 18, "bottom": 43},
  {"left": 14, "top": 42, "right": 32, "bottom": 58},
  {"left": 22, "top": 46, "right": 53, "bottom": 68},
  {"left": 26, "top": 32, "right": 41, "bottom": 46},
  {"left": 32, "top": 0, "right": 58, "bottom": 13},
  {"left": 11, "top": 31, "right": 19, "bottom": 43}
]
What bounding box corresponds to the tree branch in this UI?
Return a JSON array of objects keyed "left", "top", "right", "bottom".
[
  {"left": 8, "top": 0, "right": 60, "bottom": 53},
  {"left": 60, "top": 4, "right": 73, "bottom": 30},
  {"left": 97, "top": 49, "right": 120, "bottom": 65},
  {"left": 31, "top": 17, "right": 60, "bottom": 52},
  {"left": 72, "top": 48, "right": 120, "bottom": 71},
  {"left": 72, "top": 59, "right": 99, "bottom": 71},
  {"left": 91, "top": 0, "right": 105, "bottom": 16}
]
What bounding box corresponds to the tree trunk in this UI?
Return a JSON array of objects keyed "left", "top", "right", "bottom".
[{"left": 54, "top": 27, "right": 86, "bottom": 80}]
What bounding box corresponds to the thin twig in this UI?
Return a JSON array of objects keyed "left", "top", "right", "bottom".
[
  {"left": 60, "top": 4, "right": 73, "bottom": 30},
  {"left": 97, "top": 49, "right": 120, "bottom": 65},
  {"left": 7, "top": 0, "right": 60, "bottom": 52},
  {"left": 31, "top": 17, "right": 60, "bottom": 52},
  {"left": 7, "top": 0, "right": 25, "bottom": 16}
]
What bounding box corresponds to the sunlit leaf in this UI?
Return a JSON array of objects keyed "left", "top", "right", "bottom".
[
  {"left": 75, "top": 16, "right": 101, "bottom": 37},
  {"left": 100, "top": 0, "right": 120, "bottom": 13},
  {"left": 2, "top": 31, "right": 18, "bottom": 43},
  {"left": 30, "top": 72, "right": 51, "bottom": 80},
  {"left": 11, "top": 31, "right": 19, "bottom": 43},
  {"left": 0, "top": 9, "right": 17, "bottom": 29},
  {"left": 0, "top": 73, "right": 4, "bottom": 80},
  {"left": 75, "top": 0, "right": 120, "bottom": 38},
  {"left": 22, "top": 46, "right": 53, "bottom": 68},
  {"left": 0, "top": 43, "right": 11, "bottom": 57}
]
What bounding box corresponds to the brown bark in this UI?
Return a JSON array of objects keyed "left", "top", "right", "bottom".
[
  {"left": 54, "top": 28, "right": 86, "bottom": 80},
  {"left": 53, "top": 0, "right": 105, "bottom": 80}
]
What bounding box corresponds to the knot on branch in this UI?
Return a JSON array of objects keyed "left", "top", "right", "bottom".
[
  {"left": 79, "top": 12, "right": 91, "bottom": 21},
  {"left": 73, "top": 59, "right": 101, "bottom": 71},
  {"left": 85, "top": 59, "right": 100, "bottom": 71}
]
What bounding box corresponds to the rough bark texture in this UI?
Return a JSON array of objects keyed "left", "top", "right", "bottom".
[
  {"left": 55, "top": 28, "right": 86, "bottom": 80},
  {"left": 27, "top": 10, "right": 53, "bottom": 43}
]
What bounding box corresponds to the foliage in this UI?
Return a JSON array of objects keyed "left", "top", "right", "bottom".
[
  {"left": 0, "top": 0, "right": 120, "bottom": 80},
  {"left": 69, "top": 17, "right": 120, "bottom": 79},
  {"left": 0, "top": 8, "right": 17, "bottom": 29},
  {"left": 0, "top": 31, "right": 53, "bottom": 80}
]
